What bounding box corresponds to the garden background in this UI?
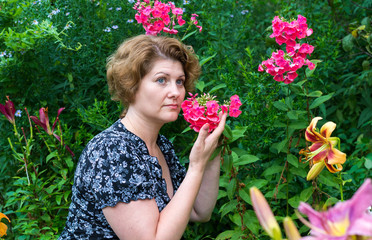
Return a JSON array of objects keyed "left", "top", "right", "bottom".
[{"left": 0, "top": 0, "right": 371, "bottom": 239}]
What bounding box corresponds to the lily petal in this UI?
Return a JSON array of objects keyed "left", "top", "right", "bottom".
[
  {"left": 348, "top": 179, "right": 372, "bottom": 223},
  {"left": 298, "top": 202, "right": 327, "bottom": 235},
  {"left": 324, "top": 161, "right": 342, "bottom": 173},
  {"left": 30, "top": 116, "right": 49, "bottom": 133},
  {"left": 320, "top": 121, "right": 336, "bottom": 138},
  {"left": 327, "top": 146, "right": 346, "bottom": 165},
  {"left": 305, "top": 117, "right": 326, "bottom": 143},
  {"left": 348, "top": 214, "right": 372, "bottom": 236},
  {"left": 52, "top": 107, "right": 65, "bottom": 132}
]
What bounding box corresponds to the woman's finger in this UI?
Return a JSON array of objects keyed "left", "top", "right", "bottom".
[
  {"left": 210, "top": 113, "right": 227, "bottom": 138},
  {"left": 195, "top": 123, "right": 210, "bottom": 145}
]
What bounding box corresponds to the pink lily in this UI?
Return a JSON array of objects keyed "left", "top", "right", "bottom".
[
  {"left": 30, "top": 107, "right": 64, "bottom": 137},
  {"left": 0, "top": 96, "right": 16, "bottom": 124},
  {"left": 250, "top": 187, "right": 282, "bottom": 240},
  {"left": 30, "top": 107, "right": 74, "bottom": 157},
  {"left": 298, "top": 178, "right": 372, "bottom": 240}
]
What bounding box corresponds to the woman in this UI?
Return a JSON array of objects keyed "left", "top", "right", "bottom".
[{"left": 59, "top": 35, "right": 227, "bottom": 239}]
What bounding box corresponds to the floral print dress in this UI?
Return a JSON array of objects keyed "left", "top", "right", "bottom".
[{"left": 59, "top": 120, "right": 186, "bottom": 239}]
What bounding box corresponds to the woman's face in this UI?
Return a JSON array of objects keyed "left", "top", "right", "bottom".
[{"left": 130, "top": 58, "right": 186, "bottom": 125}]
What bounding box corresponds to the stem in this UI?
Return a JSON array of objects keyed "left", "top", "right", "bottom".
[
  {"left": 8, "top": 138, "right": 30, "bottom": 185},
  {"left": 339, "top": 172, "right": 344, "bottom": 201},
  {"left": 286, "top": 161, "right": 289, "bottom": 216}
]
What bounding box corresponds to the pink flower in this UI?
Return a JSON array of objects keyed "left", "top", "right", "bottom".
[
  {"left": 259, "top": 15, "right": 315, "bottom": 84},
  {"left": 172, "top": 7, "right": 183, "bottom": 15},
  {"left": 0, "top": 96, "right": 16, "bottom": 125},
  {"left": 30, "top": 107, "right": 75, "bottom": 157},
  {"left": 182, "top": 93, "right": 241, "bottom": 132},
  {"left": 30, "top": 107, "right": 64, "bottom": 137},
  {"left": 306, "top": 59, "right": 315, "bottom": 70},
  {"left": 206, "top": 100, "right": 219, "bottom": 115},
  {"left": 298, "top": 178, "right": 372, "bottom": 240},
  {"left": 177, "top": 15, "right": 186, "bottom": 26},
  {"left": 132, "top": 0, "right": 201, "bottom": 35}
]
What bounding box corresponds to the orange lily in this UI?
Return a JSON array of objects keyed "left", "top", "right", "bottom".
[
  {"left": 300, "top": 117, "right": 346, "bottom": 180},
  {"left": 0, "top": 212, "right": 10, "bottom": 237}
]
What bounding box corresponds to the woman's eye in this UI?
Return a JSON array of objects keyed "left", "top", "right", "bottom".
[
  {"left": 176, "top": 79, "right": 185, "bottom": 85},
  {"left": 157, "top": 77, "right": 166, "bottom": 84}
]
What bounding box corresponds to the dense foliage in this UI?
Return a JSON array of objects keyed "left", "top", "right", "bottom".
[{"left": 0, "top": 0, "right": 371, "bottom": 239}]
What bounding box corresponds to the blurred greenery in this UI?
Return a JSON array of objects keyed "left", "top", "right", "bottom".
[{"left": 0, "top": 0, "right": 371, "bottom": 239}]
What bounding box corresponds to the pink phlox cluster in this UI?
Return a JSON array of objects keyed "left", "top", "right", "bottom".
[
  {"left": 270, "top": 15, "right": 313, "bottom": 46},
  {"left": 133, "top": 0, "right": 200, "bottom": 35},
  {"left": 258, "top": 15, "right": 315, "bottom": 84},
  {"left": 229, "top": 95, "right": 242, "bottom": 117},
  {"left": 191, "top": 14, "right": 202, "bottom": 32},
  {"left": 181, "top": 93, "right": 242, "bottom": 132}
]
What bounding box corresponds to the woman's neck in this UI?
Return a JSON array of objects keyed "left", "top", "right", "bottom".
[{"left": 121, "top": 109, "right": 162, "bottom": 151}]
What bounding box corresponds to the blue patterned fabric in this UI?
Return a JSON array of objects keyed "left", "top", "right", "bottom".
[{"left": 59, "top": 119, "right": 186, "bottom": 239}]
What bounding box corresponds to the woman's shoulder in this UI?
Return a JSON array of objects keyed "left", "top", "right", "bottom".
[{"left": 75, "top": 120, "right": 139, "bottom": 173}]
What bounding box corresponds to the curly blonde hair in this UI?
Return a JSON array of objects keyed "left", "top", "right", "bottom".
[{"left": 106, "top": 35, "right": 201, "bottom": 118}]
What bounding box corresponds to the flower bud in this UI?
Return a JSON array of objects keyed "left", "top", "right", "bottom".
[
  {"left": 283, "top": 217, "right": 301, "bottom": 240},
  {"left": 306, "top": 161, "right": 325, "bottom": 181},
  {"left": 250, "top": 187, "right": 282, "bottom": 240}
]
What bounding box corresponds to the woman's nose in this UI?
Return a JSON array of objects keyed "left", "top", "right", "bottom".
[{"left": 168, "top": 81, "right": 181, "bottom": 98}]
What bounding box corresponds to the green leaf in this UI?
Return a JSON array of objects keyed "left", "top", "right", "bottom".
[
  {"left": 56, "top": 194, "right": 62, "bottom": 205},
  {"left": 305, "top": 60, "right": 322, "bottom": 78},
  {"left": 289, "top": 83, "right": 303, "bottom": 94},
  {"left": 181, "top": 126, "right": 192, "bottom": 134},
  {"left": 288, "top": 195, "right": 300, "bottom": 208},
  {"left": 323, "top": 197, "right": 339, "bottom": 209},
  {"left": 210, "top": 146, "right": 222, "bottom": 161},
  {"left": 263, "top": 165, "right": 283, "bottom": 176},
  {"left": 219, "top": 200, "right": 237, "bottom": 218},
  {"left": 273, "top": 101, "right": 289, "bottom": 111},
  {"left": 234, "top": 154, "right": 260, "bottom": 166},
  {"left": 227, "top": 178, "right": 237, "bottom": 200},
  {"left": 229, "top": 126, "right": 248, "bottom": 143},
  {"left": 65, "top": 156, "right": 74, "bottom": 171},
  {"left": 216, "top": 230, "right": 237, "bottom": 240},
  {"left": 309, "top": 93, "right": 334, "bottom": 109},
  {"left": 300, "top": 187, "right": 314, "bottom": 202},
  {"left": 287, "top": 110, "right": 299, "bottom": 120},
  {"left": 195, "top": 80, "right": 205, "bottom": 92},
  {"left": 358, "top": 108, "right": 372, "bottom": 128},
  {"left": 365, "top": 153, "right": 372, "bottom": 170},
  {"left": 209, "top": 83, "right": 227, "bottom": 94},
  {"left": 290, "top": 166, "right": 307, "bottom": 178},
  {"left": 238, "top": 188, "right": 251, "bottom": 205},
  {"left": 274, "top": 138, "right": 288, "bottom": 153},
  {"left": 318, "top": 172, "right": 339, "bottom": 189},
  {"left": 199, "top": 53, "right": 217, "bottom": 66},
  {"left": 245, "top": 179, "right": 269, "bottom": 189},
  {"left": 46, "top": 151, "right": 58, "bottom": 163},
  {"left": 307, "top": 90, "right": 323, "bottom": 97},
  {"left": 181, "top": 29, "right": 197, "bottom": 41},
  {"left": 64, "top": 190, "right": 71, "bottom": 202},
  {"left": 342, "top": 34, "right": 354, "bottom": 52},
  {"left": 287, "top": 154, "right": 299, "bottom": 168},
  {"left": 223, "top": 124, "right": 233, "bottom": 140}
]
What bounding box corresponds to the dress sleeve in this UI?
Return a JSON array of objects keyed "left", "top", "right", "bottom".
[{"left": 87, "top": 136, "right": 155, "bottom": 210}]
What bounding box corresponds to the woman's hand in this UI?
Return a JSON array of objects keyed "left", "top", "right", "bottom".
[{"left": 188, "top": 112, "right": 227, "bottom": 172}]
